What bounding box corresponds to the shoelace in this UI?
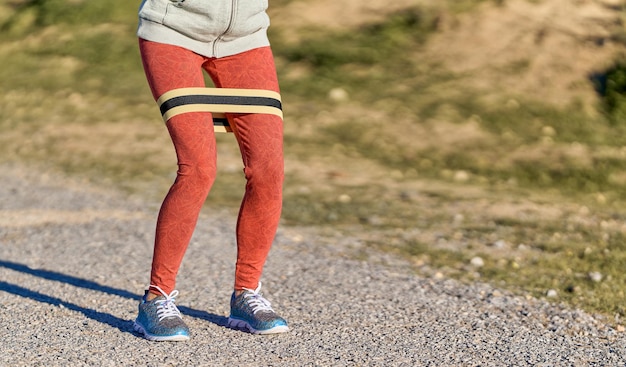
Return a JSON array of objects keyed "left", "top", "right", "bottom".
[
  {"left": 149, "top": 285, "right": 182, "bottom": 321},
  {"left": 242, "top": 282, "right": 274, "bottom": 315}
]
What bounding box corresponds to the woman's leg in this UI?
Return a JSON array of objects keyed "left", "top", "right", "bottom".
[
  {"left": 139, "top": 39, "right": 217, "bottom": 295},
  {"left": 204, "top": 47, "right": 284, "bottom": 291}
]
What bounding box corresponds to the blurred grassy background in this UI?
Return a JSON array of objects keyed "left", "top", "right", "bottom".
[{"left": 2, "top": 0, "right": 626, "bottom": 321}]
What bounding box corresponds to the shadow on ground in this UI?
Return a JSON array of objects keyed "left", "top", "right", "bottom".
[{"left": 0, "top": 259, "right": 229, "bottom": 336}]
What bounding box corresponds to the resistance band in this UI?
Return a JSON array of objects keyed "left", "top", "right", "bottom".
[{"left": 156, "top": 87, "right": 283, "bottom": 133}]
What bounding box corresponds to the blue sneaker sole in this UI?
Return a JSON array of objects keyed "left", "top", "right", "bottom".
[
  {"left": 227, "top": 317, "right": 289, "bottom": 335},
  {"left": 133, "top": 321, "right": 190, "bottom": 342}
]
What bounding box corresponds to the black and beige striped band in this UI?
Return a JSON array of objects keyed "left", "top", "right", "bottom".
[{"left": 156, "top": 87, "right": 283, "bottom": 133}]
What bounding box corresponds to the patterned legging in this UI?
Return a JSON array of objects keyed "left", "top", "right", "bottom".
[{"left": 138, "top": 39, "right": 284, "bottom": 294}]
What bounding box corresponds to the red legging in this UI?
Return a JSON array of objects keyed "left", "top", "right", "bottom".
[{"left": 138, "top": 39, "right": 284, "bottom": 294}]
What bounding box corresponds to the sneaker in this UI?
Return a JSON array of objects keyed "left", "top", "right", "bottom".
[
  {"left": 133, "top": 285, "right": 190, "bottom": 341},
  {"left": 228, "top": 282, "right": 289, "bottom": 335}
]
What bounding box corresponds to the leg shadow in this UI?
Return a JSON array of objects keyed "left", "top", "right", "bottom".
[
  {"left": 0, "top": 281, "right": 132, "bottom": 334},
  {"left": 0, "top": 260, "right": 229, "bottom": 329}
]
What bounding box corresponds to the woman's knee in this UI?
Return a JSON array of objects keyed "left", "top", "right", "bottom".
[
  {"left": 177, "top": 161, "right": 217, "bottom": 188},
  {"left": 244, "top": 163, "right": 284, "bottom": 192}
]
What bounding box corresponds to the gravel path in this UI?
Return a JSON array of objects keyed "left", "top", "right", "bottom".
[{"left": 1, "top": 163, "right": 625, "bottom": 366}]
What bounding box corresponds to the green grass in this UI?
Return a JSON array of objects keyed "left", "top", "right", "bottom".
[{"left": 2, "top": 0, "right": 626, "bottom": 320}]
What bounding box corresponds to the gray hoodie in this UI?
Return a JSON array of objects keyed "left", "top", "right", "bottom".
[{"left": 137, "top": 0, "right": 271, "bottom": 58}]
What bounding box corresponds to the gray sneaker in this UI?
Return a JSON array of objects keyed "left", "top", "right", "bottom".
[
  {"left": 133, "top": 286, "right": 190, "bottom": 341},
  {"left": 228, "top": 282, "right": 289, "bottom": 335}
]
